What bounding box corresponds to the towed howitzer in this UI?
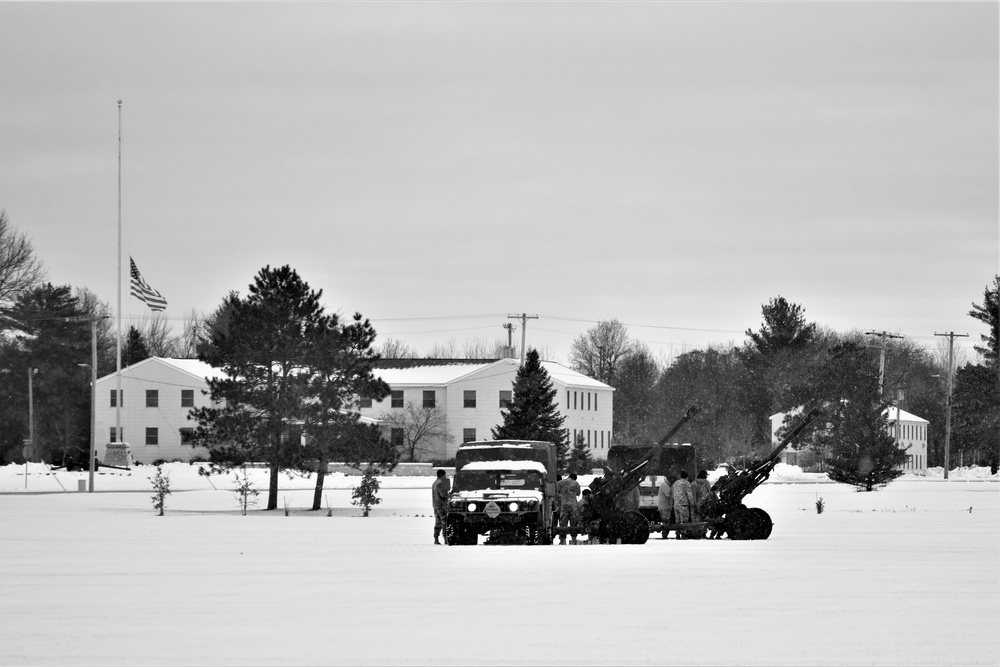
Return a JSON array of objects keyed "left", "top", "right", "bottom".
[
  {"left": 706, "top": 405, "right": 824, "bottom": 540},
  {"left": 582, "top": 406, "right": 700, "bottom": 543}
]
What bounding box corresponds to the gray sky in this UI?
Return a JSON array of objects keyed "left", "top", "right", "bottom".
[{"left": 1, "top": 2, "right": 996, "bottom": 364}]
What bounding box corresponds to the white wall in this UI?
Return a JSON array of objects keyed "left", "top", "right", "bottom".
[
  {"left": 95, "top": 361, "right": 211, "bottom": 464},
  {"left": 360, "top": 364, "right": 615, "bottom": 461}
]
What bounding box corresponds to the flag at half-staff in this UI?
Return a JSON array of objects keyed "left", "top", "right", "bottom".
[{"left": 130, "top": 257, "right": 167, "bottom": 311}]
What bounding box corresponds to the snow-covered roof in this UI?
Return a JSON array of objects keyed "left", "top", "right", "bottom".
[
  {"left": 460, "top": 461, "right": 548, "bottom": 473},
  {"left": 97, "top": 357, "right": 224, "bottom": 384},
  {"left": 374, "top": 362, "right": 492, "bottom": 386},
  {"left": 373, "top": 358, "right": 613, "bottom": 390},
  {"left": 883, "top": 406, "right": 929, "bottom": 424}
]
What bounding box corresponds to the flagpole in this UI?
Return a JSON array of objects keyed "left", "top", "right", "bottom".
[{"left": 115, "top": 99, "right": 122, "bottom": 444}]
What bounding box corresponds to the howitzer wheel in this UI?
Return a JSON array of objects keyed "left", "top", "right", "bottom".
[
  {"left": 749, "top": 508, "right": 773, "bottom": 540},
  {"left": 726, "top": 507, "right": 753, "bottom": 540},
  {"left": 625, "top": 511, "right": 650, "bottom": 544}
]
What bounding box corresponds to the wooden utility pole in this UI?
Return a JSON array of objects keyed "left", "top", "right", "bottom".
[
  {"left": 506, "top": 313, "right": 538, "bottom": 365},
  {"left": 935, "top": 331, "right": 969, "bottom": 480},
  {"left": 865, "top": 330, "right": 904, "bottom": 397}
]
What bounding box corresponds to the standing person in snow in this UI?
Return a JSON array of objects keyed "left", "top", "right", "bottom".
[
  {"left": 556, "top": 472, "right": 581, "bottom": 544},
  {"left": 689, "top": 470, "right": 712, "bottom": 538},
  {"left": 431, "top": 469, "right": 451, "bottom": 545},
  {"left": 657, "top": 475, "right": 675, "bottom": 539},
  {"left": 672, "top": 470, "right": 694, "bottom": 534}
]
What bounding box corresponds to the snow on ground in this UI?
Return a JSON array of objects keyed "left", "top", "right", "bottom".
[{"left": 1, "top": 463, "right": 997, "bottom": 666}]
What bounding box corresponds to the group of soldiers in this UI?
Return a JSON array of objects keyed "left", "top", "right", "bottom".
[{"left": 554, "top": 468, "right": 719, "bottom": 542}]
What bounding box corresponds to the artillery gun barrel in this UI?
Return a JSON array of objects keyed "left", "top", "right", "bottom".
[
  {"left": 655, "top": 406, "right": 701, "bottom": 448},
  {"left": 763, "top": 406, "right": 823, "bottom": 465}
]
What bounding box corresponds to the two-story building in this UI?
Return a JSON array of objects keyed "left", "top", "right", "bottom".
[
  {"left": 95, "top": 357, "right": 219, "bottom": 464},
  {"left": 359, "top": 358, "right": 614, "bottom": 461}
]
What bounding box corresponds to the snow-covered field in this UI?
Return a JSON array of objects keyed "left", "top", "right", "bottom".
[{"left": 1, "top": 463, "right": 997, "bottom": 666}]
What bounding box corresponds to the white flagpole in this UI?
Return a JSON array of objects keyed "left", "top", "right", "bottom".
[{"left": 115, "top": 99, "right": 122, "bottom": 444}]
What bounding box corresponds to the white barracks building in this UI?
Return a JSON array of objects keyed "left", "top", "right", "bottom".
[{"left": 96, "top": 357, "right": 614, "bottom": 464}]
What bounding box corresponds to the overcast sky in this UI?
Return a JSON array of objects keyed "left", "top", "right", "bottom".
[{"left": 1, "top": 2, "right": 996, "bottom": 364}]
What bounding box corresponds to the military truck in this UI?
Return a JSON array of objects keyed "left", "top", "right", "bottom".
[{"left": 445, "top": 440, "right": 557, "bottom": 546}]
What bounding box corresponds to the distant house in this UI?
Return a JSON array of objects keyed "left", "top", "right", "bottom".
[
  {"left": 359, "top": 358, "right": 614, "bottom": 461},
  {"left": 770, "top": 406, "right": 929, "bottom": 472},
  {"left": 96, "top": 357, "right": 219, "bottom": 464}
]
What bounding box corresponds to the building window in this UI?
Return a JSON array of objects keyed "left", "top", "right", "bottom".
[
  {"left": 146, "top": 390, "right": 158, "bottom": 408},
  {"left": 179, "top": 428, "right": 194, "bottom": 444},
  {"left": 391, "top": 390, "right": 404, "bottom": 408},
  {"left": 181, "top": 390, "right": 194, "bottom": 408},
  {"left": 500, "top": 390, "right": 512, "bottom": 408},
  {"left": 390, "top": 428, "right": 404, "bottom": 447},
  {"left": 464, "top": 390, "right": 476, "bottom": 408},
  {"left": 566, "top": 391, "right": 570, "bottom": 408},
  {"left": 145, "top": 427, "right": 158, "bottom": 446},
  {"left": 587, "top": 393, "right": 591, "bottom": 411},
  {"left": 109, "top": 427, "right": 121, "bottom": 443},
  {"left": 463, "top": 428, "right": 476, "bottom": 443},
  {"left": 595, "top": 394, "right": 598, "bottom": 410},
  {"left": 359, "top": 397, "right": 373, "bottom": 409},
  {"left": 110, "top": 390, "right": 122, "bottom": 407},
  {"left": 423, "top": 390, "right": 436, "bottom": 409}
]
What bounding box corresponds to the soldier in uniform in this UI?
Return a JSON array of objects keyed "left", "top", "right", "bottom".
[
  {"left": 689, "top": 470, "right": 712, "bottom": 538},
  {"left": 672, "top": 470, "right": 694, "bottom": 535},
  {"left": 432, "top": 469, "right": 451, "bottom": 545},
  {"left": 657, "top": 475, "right": 675, "bottom": 539},
  {"left": 556, "top": 472, "right": 581, "bottom": 544}
]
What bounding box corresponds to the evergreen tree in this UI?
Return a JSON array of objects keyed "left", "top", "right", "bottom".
[
  {"left": 193, "top": 266, "right": 324, "bottom": 511},
  {"left": 492, "top": 349, "right": 568, "bottom": 468},
  {"left": 299, "top": 311, "right": 392, "bottom": 510},
  {"left": 804, "top": 342, "right": 907, "bottom": 491},
  {"left": 968, "top": 275, "right": 999, "bottom": 366},
  {"left": 0, "top": 283, "right": 90, "bottom": 464},
  {"left": 123, "top": 325, "right": 150, "bottom": 367},
  {"left": 568, "top": 431, "right": 594, "bottom": 474}
]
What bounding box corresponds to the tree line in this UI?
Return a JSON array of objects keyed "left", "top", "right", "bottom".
[
  {"left": 568, "top": 285, "right": 999, "bottom": 476},
  {"left": 1, "top": 207, "right": 996, "bottom": 479}
]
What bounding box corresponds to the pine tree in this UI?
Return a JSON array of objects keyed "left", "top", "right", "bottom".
[
  {"left": 193, "top": 265, "right": 325, "bottom": 510},
  {"left": 568, "top": 431, "right": 594, "bottom": 474},
  {"left": 123, "top": 326, "right": 150, "bottom": 366},
  {"left": 806, "top": 342, "right": 907, "bottom": 491},
  {"left": 492, "top": 349, "right": 568, "bottom": 468}
]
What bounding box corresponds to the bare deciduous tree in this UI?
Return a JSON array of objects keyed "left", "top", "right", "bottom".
[
  {"left": 568, "top": 318, "right": 635, "bottom": 385},
  {"left": 0, "top": 210, "right": 45, "bottom": 308},
  {"left": 378, "top": 337, "right": 418, "bottom": 359},
  {"left": 379, "top": 401, "right": 453, "bottom": 462}
]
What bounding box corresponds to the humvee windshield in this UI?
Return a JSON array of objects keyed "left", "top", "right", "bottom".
[{"left": 453, "top": 469, "right": 545, "bottom": 493}]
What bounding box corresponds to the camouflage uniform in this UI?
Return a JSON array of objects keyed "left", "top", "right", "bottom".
[
  {"left": 431, "top": 474, "right": 451, "bottom": 544},
  {"left": 556, "top": 475, "right": 581, "bottom": 543},
  {"left": 656, "top": 477, "right": 674, "bottom": 536},
  {"left": 672, "top": 476, "right": 694, "bottom": 524},
  {"left": 690, "top": 477, "right": 711, "bottom": 523}
]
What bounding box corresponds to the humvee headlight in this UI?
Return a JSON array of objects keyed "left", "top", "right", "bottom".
[
  {"left": 467, "top": 502, "right": 478, "bottom": 512},
  {"left": 508, "top": 502, "right": 518, "bottom": 512}
]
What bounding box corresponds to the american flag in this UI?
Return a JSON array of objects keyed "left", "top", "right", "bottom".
[{"left": 130, "top": 257, "right": 167, "bottom": 311}]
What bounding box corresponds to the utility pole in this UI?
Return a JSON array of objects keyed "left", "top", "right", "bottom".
[
  {"left": 502, "top": 322, "right": 515, "bottom": 359},
  {"left": 935, "top": 331, "right": 969, "bottom": 480},
  {"left": 506, "top": 313, "right": 538, "bottom": 366},
  {"left": 865, "top": 330, "right": 904, "bottom": 397}
]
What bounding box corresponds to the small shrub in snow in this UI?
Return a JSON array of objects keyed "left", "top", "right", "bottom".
[
  {"left": 150, "top": 465, "right": 171, "bottom": 516},
  {"left": 815, "top": 496, "right": 825, "bottom": 514},
  {"left": 351, "top": 466, "right": 381, "bottom": 517},
  {"left": 233, "top": 466, "right": 258, "bottom": 516}
]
